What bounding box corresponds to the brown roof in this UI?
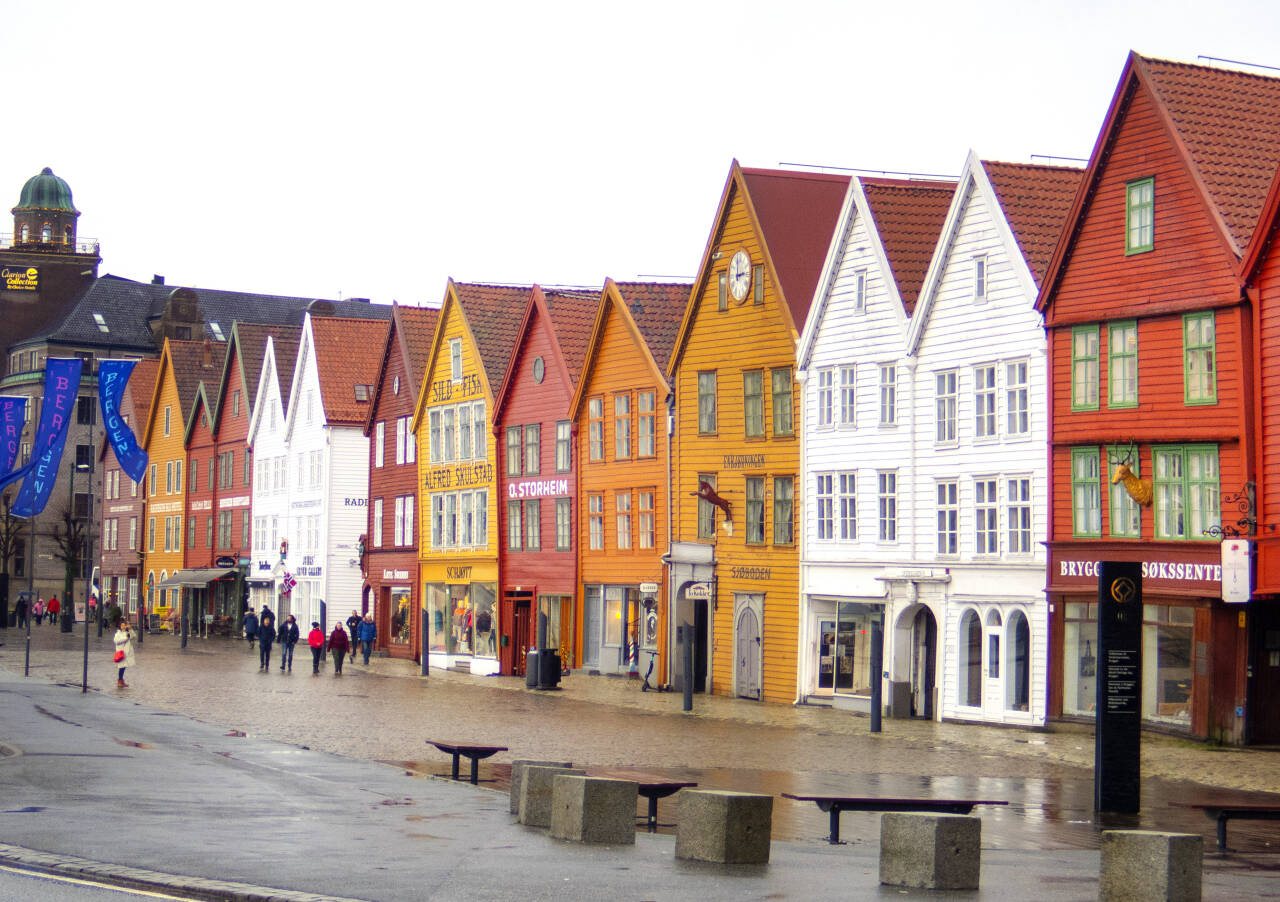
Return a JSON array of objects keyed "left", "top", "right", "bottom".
[
  {"left": 861, "top": 178, "right": 957, "bottom": 314},
  {"left": 1138, "top": 54, "right": 1280, "bottom": 251},
  {"left": 452, "top": 282, "right": 531, "bottom": 394},
  {"left": 167, "top": 340, "right": 224, "bottom": 415},
  {"left": 741, "top": 167, "right": 851, "bottom": 328},
  {"left": 231, "top": 323, "right": 302, "bottom": 412},
  {"left": 308, "top": 317, "right": 390, "bottom": 426},
  {"left": 397, "top": 305, "right": 440, "bottom": 396},
  {"left": 272, "top": 331, "right": 302, "bottom": 416},
  {"left": 612, "top": 281, "right": 692, "bottom": 375},
  {"left": 542, "top": 289, "right": 599, "bottom": 386},
  {"left": 982, "top": 161, "right": 1084, "bottom": 286},
  {"left": 127, "top": 357, "right": 160, "bottom": 426}
]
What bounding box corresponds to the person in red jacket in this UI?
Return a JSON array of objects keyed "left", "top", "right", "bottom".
[
  {"left": 46, "top": 595, "right": 61, "bottom": 624},
  {"left": 327, "top": 622, "right": 349, "bottom": 676},
  {"left": 308, "top": 622, "right": 326, "bottom": 674}
]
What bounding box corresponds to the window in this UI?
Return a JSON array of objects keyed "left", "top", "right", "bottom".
[
  {"left": 444, "top": 494, "right": 457, "bottom": 547},
  {"left": 206, "top": 515, "right": 214, "bottom": 549},
  {"left": 149, "top": 464, "right": 156, "bottom": 496},
  {"left": 232, "top": 390, "right": 241, "bottom": 417},
  {"left": 816, "top": 369, "right": 834, "bottom": 428},
  {"left": 878, "top": 471, "right": 897, "bottom": 541},
  {"left": 163, "top": 406, "right": 171, "bottom": 436},
  {"left": 93, "top": 311, "right": 109, "bottom": 333},
  {"left": 402, "top": 495, "right": 415, "bottom": 546},
  {"left": 1108, "top": 447, "right": 1142, "bottom": 538},
  {"left": 129, "top": 517, "right": 137, "bottom": 551},
  {"left": 839, "top": 473, "right": 857, "bottom": 540},
  {"left": 241, "top": 510, "right": 250, "bottom": 547},
  {"left": 474, "top": 490, "right": 488, "bottom": 545},
  {"left": 441, "top": 408, "right": 455, "bottom": 462},
  {"left": 1109, "top": 322, "right": 1138, "bottom": 408},
  {"left": 163, "top": 516, "right": 172, "bottom": 552},
  {"left": 717, "top": 271, "right": 727, "bottom": 311},
  {"left": 76, "top": 444, "right": 94, "bottom": 472},
  {"left": 840, "top": 366, "right": 856, "bottom": 426},
  {"left": 743, "top": 370, "right": 764, "bottom": 437},
  {"left": 505, "top": 426, "right": 521, "bottom": 476},
  {"left": 77, "top": 395, "right": 96, "bottom": 425},
  {"left": 745, "top": 477, "right": 765, "bottom": 544},
  {"left": 772, "top": 368, "right": 793, "bottom": 436},
  {"left": 165, "top": 461, "right": 173, "bottom": 494},
  {"left": 1006, "top": 360, "right": 1029, "bottom": 436},
  {"left": 555, "top": 420, "right": 571, "bottom": 472},
  {"left": 524, "top": 499, "right": 541, "bottom": 551},
  {"left": 935, "top": 370, "right": 957, "bottom": 444},
  {"left": 459, "top": 405, "right": 472, "bottom": 459},
  {"left": 218, "top": 511, "right": 232, "bottom": 549},
  {"left": 450, "top": 338, "right": 463, "bottom": 381},
  {"left": 394, "top": 417, "right": 407, "bottom": 466},
  {"left": 879, "top": 364, "right": 896, "bottom": 425},
  {"left": 1072, "top": 447, "right": 1102, "bottom": 537},
  {"left": 1125, "top": 177, "right": 1154, "bottom": 254},
  {"left": 243, "top": 449, "right": 251, "bottom": 486},
  {"left": 615, "top": 492, "right": 632, "bottom": 550},
  {"left": 697, "top": 474, "right": 716, "bottom": 539},
  {"left": 1072, "top": 325, "right": 1100, "bottom": 410},
  {"left": 1007, "top": 477, "right": 1032, "bottom": 554},
  {"left": 523, "top": 424, "right": 540, "bottom": 475},
  {"left": 816, "top": 473, "right": 834, "bottom": 540},
  {"left": 975, "top": 478, "right": 998, "bottom": 555},
  {"left": 1183, "top": 312, "right": 1216, "bottom": 405},
  {"left": 588, "top": 398, "right": 604, "bottom": 460},
  {"left": 937, "top": 481, "right": 958, "bottom": 555},
  {"left": 614, "top": 394, "right": 631, "bottom": 458},
  {"left": 188, "top": 516, "right": 197, "bottom": 550},
  {"left": 773, "top": 476, "right": 794, "bottom": 545},
  {"left": 697, "top": 372, "right": 717, "bottom": 434},
  {"left": 973, "top": 255, "right": 988, "bottom": 301},
  {"left": 1154, "top": 445, "right": 1219, "bottom": 541},
  {"left": 148, "top": 517, "right": 156, "bottom": 552},
  {"left": 853, "top": 269, "right": 867, "bottom": 312},
  {"left": 507, "top": 500, "right": 522, "bottom": 551},
  {"left": 220, "top": 452, "right": 233, "bottom": 489},
  {"left": 394, "top": 496, "right": 406, "bottom": 546},
  {"left": 588, "top": 494, "right": 604, "bottom": 550},
  {"left": 472, "top": 402, "right": 485, "bottom": 459},
  {"left": 429, "top": 410, "right": 441, "bottom": 463},
  {"left": 974, "top": 364, "right": 996, "bottom": 439},
  {"left": 753, "top": 264, "right": 765, "bottom": 305},
  {"left": 373, "top": 498, "right": 383, "bottom": 547},
  {"left": 459, "top": 493, "right": 473, "bottom": 546},
  {"left": 637, "top": 392, "right": 655, "bottom": 457},
  {"left": 638, "top": 491, "right": 655, "bottom": 549},
  {"left": 555, "top": 497, "right": 572, "bottom": 551}
]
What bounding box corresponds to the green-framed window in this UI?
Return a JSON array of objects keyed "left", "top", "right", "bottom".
[
  {"left": 1108, "top": 321, "right": 1138, "bottom": 408},
  {"left": 1183, "top": 312, "right": 1216, "bottom": 405},
  {"left": 1125, "top": 177, "right": 1154, "bottom": 254},
  {"left": 771, "top": 367, "right": 793, "bottom": 436},
  {"left": 697, "top": 371, "right": 717, "bottom": 433},
  {"left": 1107, "top": 446, "right": 1141, "bottom": 538},
  {"left": 1071, "top": 447, "right": 1102, "bottom": 537},
  {"left": 1153, "top": 445, "right": 1219, "bottom": 540},
  {"left": 1071, "top": 325, "right": 1100, "bottom": 411},
  {"left": 743, "top": 370, "right": 764, "bottom": 437}
]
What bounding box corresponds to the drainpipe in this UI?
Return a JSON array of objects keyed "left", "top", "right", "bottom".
[
  {"left": 665, "top": 388, "right": 675, "bottom": 688},
  {"left": 793, "top": 366, "right": 808, "bottom": 706}
]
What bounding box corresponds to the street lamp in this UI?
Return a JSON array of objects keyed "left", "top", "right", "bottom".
[{"left": 61, "top": 459, "right": 90, "bottom": 632}]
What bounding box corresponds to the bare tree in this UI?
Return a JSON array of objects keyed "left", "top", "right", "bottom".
[
  {"left": 0, "top": 492, "right": 22, "bottom": 576},
  {"left": 48, "top": 501, "right": 87, "bottom": 608}
]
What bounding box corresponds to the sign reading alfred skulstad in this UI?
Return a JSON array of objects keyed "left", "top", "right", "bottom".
[{"left": 1095, "top": 561, "right": 1142, "bottom": 814}]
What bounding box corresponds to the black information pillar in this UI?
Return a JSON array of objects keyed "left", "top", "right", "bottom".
[{"left": 1095, "top": 560, "right": 1143, "bottom": 814}]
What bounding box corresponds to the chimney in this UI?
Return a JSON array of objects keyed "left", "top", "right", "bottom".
[
  {"left": 202, "top": 338, "right": 213, "bottom": 367},
  {"left": 152, "top": 274, "right": 165, "bottom": 285}
]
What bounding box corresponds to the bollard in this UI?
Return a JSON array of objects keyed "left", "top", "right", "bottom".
[
  {"left": 1100, "top": 830, "right": 1202, "bottom": 902},
  {"left": 682, "top": 620, "right": 693, "bottom": 712}
]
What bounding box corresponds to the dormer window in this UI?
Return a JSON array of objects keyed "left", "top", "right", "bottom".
[
  {"left": 175, "top": 326, "right": 192, "bottom": 340},
  {"left": 209, "top": 322, "right": 225, "bottom": 341},
  {"left": 1126, "top": 177, "right": 1154, "bottom": 254},
  {"left": 354, "top": 384, "right": 371, "bottom": 402},
  {"left": 93, "top": 312, "right": 110, "bottom": 333}
]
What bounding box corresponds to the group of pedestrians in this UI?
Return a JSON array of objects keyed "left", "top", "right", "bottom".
[
  {"left": 243, "top": 606, "right": 375, "bottom": 676},
  {"left": 11, "top": 595, "right": 61, "bottom": 628}
]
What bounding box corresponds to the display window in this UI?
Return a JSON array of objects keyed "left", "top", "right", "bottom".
[
  {"left": 425, "top": 582, "right": 497, "bottom": 658},
  {"left": 390, "top": 588, "right": 412, "bottom": 645},
  {"left": 816, "top": 602, "right": 875, "bottom": 695}
]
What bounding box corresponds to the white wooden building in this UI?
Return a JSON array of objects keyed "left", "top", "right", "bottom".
[{"left": 246, "top": 334, "right": 298, "bottom": 617}]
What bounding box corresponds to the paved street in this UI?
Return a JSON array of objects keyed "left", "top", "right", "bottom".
[{"left": 0, "top": 621, "right": 1279, "bottom": 900}]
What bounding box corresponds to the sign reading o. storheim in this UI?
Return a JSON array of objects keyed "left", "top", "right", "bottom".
[{"left": 1, "top": 266, "right": 38, "bottom": 291}]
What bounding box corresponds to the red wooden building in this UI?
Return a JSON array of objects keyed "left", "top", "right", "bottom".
[
  {"left": 363, "top": 303, "right": 439, "bottom": 661},
  {"left": 493, "top": 286, "right": 597, "bottom": 675},
  {"left": 1037, "top": 53, "right": 1280, "bottom": 744}
]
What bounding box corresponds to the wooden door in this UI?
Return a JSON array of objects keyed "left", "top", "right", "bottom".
[{"left": 735, "top": 606, "right": 761, "bottom": 700}]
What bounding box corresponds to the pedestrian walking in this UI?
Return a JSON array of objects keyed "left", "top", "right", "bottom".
[
  {"left": 14, "top": 595, "right": 27, "bottom": 629},
  {"left": 345, "top": 610, "right": 361, "bottom": 664},
  {"left": 278, "top": 615, "right": 299, "bottom": 672},
  {"left": 46, "top": 595, "right": 60, "bottom": 627},
  {"left": 308, "top": 621, "right": 325, "bottom": 674},
  {"left": 328, "top": 622, "right": 349, "bottom": 675},
  {"left": 243, "top": 607, "right": 258, "bottom": 650},
  {"left": 358, "top": 613, "right": 377, "bottom": 666},
  {"left": 113, "top": 620, "right": 136, "bottom": 688},
  {"left": 32, "top": 597, "right": 44, "bottom": 626},
  {"left": 258, "top": 606, "right": 275, "bottom": 671}
]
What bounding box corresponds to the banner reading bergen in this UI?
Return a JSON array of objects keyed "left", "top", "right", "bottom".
[
  {"left": 98, "top": 359, "right": 148, "bottom": 483},
  {"left": 9, "top": 357, "right": 83, "bottom": 517},
  {"left": 0, "top": 396, "right": 26, "bottom": 478}
]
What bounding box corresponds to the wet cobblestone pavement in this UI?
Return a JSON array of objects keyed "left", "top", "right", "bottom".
[{"left": 4, "top": 622, "right": 1280, "bottom": 858}]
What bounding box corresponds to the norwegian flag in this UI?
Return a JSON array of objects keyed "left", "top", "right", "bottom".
[{"left": 281, "top": 572, "right": 298, "bottom": 595}]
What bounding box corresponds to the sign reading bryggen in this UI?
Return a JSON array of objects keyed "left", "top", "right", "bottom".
[{"left": 1, "top": 266, "right": 38, "bottom": 291}]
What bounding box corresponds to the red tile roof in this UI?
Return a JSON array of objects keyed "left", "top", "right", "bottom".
[
  {"left": 167, "top": 340, "right": 224, "bottom": 415},
  {"left": 542, "top": 289, "right": 599, "bottom": 386},
  {"left": 127, "top": 357, "right": 160, "bottom": 427},
  {"left": 741, "top": 168, "right": 851, "bottom": 328},
  {"left": 397, "top": 305, "right": 440, "bottom": 394},
  {"left": 308, "top": 317, "right": 391, "bottom": 427},
  {"left": 271, "top": 331, "right": 302, "bottom": 416},
  {"left": 228, "top": 322, "right": 302, "bottom": 413},
  {"left": 861, "top": 178, "right": 957, "bottom": 314},
  {"left": 612, "top": 281, "right": 693, "bottom": 375},
  {"left": 452, "top": 282, "right": 531, "bottom": 395},
  {"left": 982, "top": 161, "right": 1084, "bottom": 286}
]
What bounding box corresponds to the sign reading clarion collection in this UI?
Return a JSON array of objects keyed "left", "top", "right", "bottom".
[
  {"left": 1, "top": 266, "right": 38, "bottom": 291},
  {"left": 1095, "top": 561, "right": 1143, "bottom": 815}
]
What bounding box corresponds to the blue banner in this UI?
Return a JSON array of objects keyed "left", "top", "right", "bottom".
[
  {"left": 10, "top": 357, "right": 84, "bottom": 518},
  {"left": 99, "top": 359, "right": 148, "bottom": 483},
  {"left": 0, "top": 395, "right": 25, "bottom": 479}
]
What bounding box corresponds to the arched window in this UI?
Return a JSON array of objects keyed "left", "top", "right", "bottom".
[
  {"left": 959, "top": 609, "right": 982, "bottom": 707},
  {"left": 20, "top": 225, "right": 29, "bottom": 242},
  {"left": 41, "top": 224, "right": 51, "bottom": 243},
  {"left": 63, "top": 225, "right": 72, "bottom": 245},
  {"left": 1007, "top": 611, "right": 1031, "bottom": 712}
]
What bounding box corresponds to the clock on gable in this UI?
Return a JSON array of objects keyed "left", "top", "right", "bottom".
[{"left": 728, "top": 249, "right": 752, "bottom": 303}]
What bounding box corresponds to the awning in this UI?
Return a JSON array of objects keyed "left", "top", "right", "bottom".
[{"left": 157, "top": 568, "right": 237, "bottom": 589}]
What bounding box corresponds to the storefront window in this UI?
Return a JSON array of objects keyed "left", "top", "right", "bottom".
[
  {"left": 959, "top": 609, "right": 982, "bottom": 707},
  {"left": 390, "top": 588, "right": 412, "bottom": 645},
  {"left": 1063, "top": 602, "right": 1097, "bottom": 715},
  {"left": 426, "top": 583, "right": 450, "bottom": 652},
  {"left": 538, "top": 595, "right": 562, "bottom": 656},
  {"left": 425, "top": 582, "right": 496, "bottom": 657},
  {"left": 473, "top": 584, "right": 497, "bottom": 659},
  {"left": 604, "top": 588, "right": 624, "bottom": 647},
  {"left": 1143, "top": 604, "right": 1193, "bottom": 725},
  {"left": 816, "top": 603, "right": 875, "bottom": 694}
]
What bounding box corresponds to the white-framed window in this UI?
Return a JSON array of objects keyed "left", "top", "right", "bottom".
[
  {"left": 442, "top": 408, "right": 455, "bottom": 463},
  {"left": 373, "top": 498, "right": 383, "bottom": 547},
  {"left": 459, "top": 405, "right": 473, "bottom": 460},
  {"left": 840, "top": 365, "right": 856, "bottom": 426},
  {"left": 129, "top": 517, "right": 137, "bottom": 551},
  {"left": 816, "top": 473, "right": 834, "bottom": 540},
  {"left": 817, "top": 369, "right": 834, "bottom": 428},
  {"left": 615, "top": 394, "right": 631, "bottom": 458},
  {"left": 588, "top": 494, "right": 604, "bottom": 550},
  {"left": 853, "top": 268, "right": 867, "bottom": 312},
  {"left": 429, "top": 410, "right": 441, "bottom": 463},
  {"left": 975, "top": 477, "right": 998, "bottom": 555},
  {"left": 935, "top": 370, "right": 957, "bottom": 444},
  {"left": 937, "top": 480, "right": 958, "bottom": 555},
  {"left": 638, "top": 392, "right": 656, "bottom": 457},
  {"left": 638, "top": 491, "right": 655, "bottom": 549},
  {"left": 973, "top": 254, "right": 988, "bottom": 301},
  {"left": 839, "top": 472, "right": 857, "bottom": 540},
  {"left": 450, "top": 338, "right": 463, "bottom": 381},
  {"left": 1007, "top": 476, "right": 1032, "bottom": 554},
  {"left": 472, "top": 402, "right": 486, "bottom": 460},
  {"left": 394, "top": 496, "right": 405, "bottom": 546},
  {"left": 1006, "top": 360, "right": 1029, "bottom": 436},
  {"left": 878, "top": 471, "right": 897, "bottom": 542},
  {"left": 879, "top": 364, "right": 896, "bottom": 425},
  {"left": 395, "top": 417, "right": 407, "bottom": 466},
  {"left": 974, "top": 364, "right": 997, "bottom": 440},
  {"left": 556, "top": 420, "right": 571, "bottom": 472}
]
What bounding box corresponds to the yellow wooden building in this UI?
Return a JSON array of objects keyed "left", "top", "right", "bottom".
[
  {"left": 667, "top": 162, "right": 849, "bottom": 703},
  {"left": 413, "top": 280, "right": 528, "bottom": 675}
]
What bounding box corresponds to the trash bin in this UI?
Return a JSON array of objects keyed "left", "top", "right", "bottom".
[
  {"left": 525, "top": 649, "right": 539, "bottom": 688},
  {"left": 538, "top": 650, "right": 561, "bottom": 690}
]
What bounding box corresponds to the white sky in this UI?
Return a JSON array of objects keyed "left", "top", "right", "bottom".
[{"left": 3, "top": 1, "right": 1279, "bottom": 307}]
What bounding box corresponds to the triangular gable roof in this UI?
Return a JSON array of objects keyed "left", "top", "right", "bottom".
[
  {"left": 212, "top": 322, "right": 303, "bottom": 430},
  {"left": 305, "top": 316, "right": 390, "bottom": 427},
  {"left": 1243, "top": 161, "right": 1280, "bottom": 283},
  {"left": 245, "top": 335, "right": 290, "bottom": 448},
  {"left": 569, "top": 279, "right": 691, "bottom": 420},
  {"left": 492, "top": 285, "right": 596, "bottom": 423},
  {"left": 860, "top": 177, "right": 956, "bottom": 316},
  {"left": 141, "top": 339, "right": 214, "bottom": 448},
  {"left": 1040, "top": 52, "right": 1280, "bottom": 310},
  {"left": 366, "top": 303, "right": 440, "bottom": 434},
  {"left": 183, "top": 381, "right": 217, "bottom": 446}
]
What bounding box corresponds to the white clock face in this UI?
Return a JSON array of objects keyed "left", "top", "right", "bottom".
[{"left": 728, "top": 249, "right": 751, "bottom": 302}]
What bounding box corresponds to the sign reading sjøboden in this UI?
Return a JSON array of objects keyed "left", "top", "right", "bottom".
[{"left": 1095, "top": 560, "right": 1142, "bottom": 814}]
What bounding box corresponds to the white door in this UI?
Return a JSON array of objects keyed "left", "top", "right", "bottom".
[{"left": 983, "top": 610, "right": 1005, "bottom": 722}]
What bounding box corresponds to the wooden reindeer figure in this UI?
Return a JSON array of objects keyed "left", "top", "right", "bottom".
[{"left": 1111, "top": 445, "right": 1153, "bottom": 507}]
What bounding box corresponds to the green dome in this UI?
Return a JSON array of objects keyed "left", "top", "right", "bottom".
[{"left": 14, "top": 167, "right": 77, "bottom": 214}]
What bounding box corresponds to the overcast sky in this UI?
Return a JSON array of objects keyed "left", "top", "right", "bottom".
[{"left": 4, "top": 1, "right": 1279, "bottom": 308}]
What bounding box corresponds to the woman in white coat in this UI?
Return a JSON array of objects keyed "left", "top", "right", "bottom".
[{"left": 113, "top": 621, "right": 136, "bottom": 688}]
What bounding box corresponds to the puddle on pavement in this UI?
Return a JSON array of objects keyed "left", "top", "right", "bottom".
[{"left": 112, "top": 738, "right": 153, "bottom": 749}]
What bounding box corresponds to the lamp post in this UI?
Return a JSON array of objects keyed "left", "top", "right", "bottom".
[{"left": 81, "top": 461, "right": 93, "bottom": 694}]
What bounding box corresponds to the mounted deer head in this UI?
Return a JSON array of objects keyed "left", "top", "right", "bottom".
[{"left": 1112, "top": 462, "right": 1153, "bottom": 507}]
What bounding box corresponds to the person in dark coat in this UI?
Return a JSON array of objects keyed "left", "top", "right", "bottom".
[
  {"left": 358, "top": 613, "right": 377, "bottom": 666},
  {"left": 345, "top": 611, "right": 362, "bottom": 664},
  {"left": 243, "top": 607, "right": 258, "bottom": 650},
  {"left": 257, "top": 606, "right": 276, "bottom": 671},
  {"left": 328, "top": 622, "right": 349, "bottom": 675},
  {"left": 277, "top": 614, "right": 300, "bottom": 672}
]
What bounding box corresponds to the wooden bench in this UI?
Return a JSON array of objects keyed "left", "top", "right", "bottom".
[
  {"left": 1174, "top": 801, "right": 1280, "bottom": 851},
  {"left": 425, "top": 740, "right": 508, "bottom": 785},
  {"left": 590, "top": 768, "right": 697, "bottom": 831},
  {"left": 781, "top": 794, "right": 1008, "bottom": 844}
]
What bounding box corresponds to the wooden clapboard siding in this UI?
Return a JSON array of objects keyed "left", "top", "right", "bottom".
[
  {"left": 1258, "top": 246, "right": 1280, "bottom": 536},
  {"left": 140, "top": 342, "right": 190, "bottom": 613}
]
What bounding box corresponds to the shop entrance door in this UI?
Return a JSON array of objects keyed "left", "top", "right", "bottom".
[
  {"left": 983, "top": 610, "right": 1005, "bottom": 722},
  {"left": 1251, "top": 608, "right": 1280, "bottom": 744},
  {"left": 910, "top": 607, "right": 936, "bottom": 718},
  {"left": 734, "top": 593, "right": 763, "bottom": 700},
  {"left": 512, "top": 595, "right": 532, "bottom": 676}
]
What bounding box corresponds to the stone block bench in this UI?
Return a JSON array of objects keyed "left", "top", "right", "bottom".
[
  {"left": 509, "top": 759, "right": 573, "bottom": 814},
  {"left": 879, "top": 812, "right": 981, "bottom": 891},
  {"left": 550, "top": 775, "right": 638, "bottom": 844},
  {"left": 675, "top": 790, "right": 772, "bottom": 864},
  {"left": 517, "top": 765, "right": 585, "bottom": 828},
  {"left": 1100, "top": 830, "right": 1202, "bottom": 902}
]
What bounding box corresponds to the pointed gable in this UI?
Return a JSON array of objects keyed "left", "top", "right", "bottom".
[
  {"left": 126, "top": 358, "right": 159, "bottom": 426},
  {"left": 860, "top": 178, "right": 956, "bottom": 314},
  {"left": 226, "top": 323, "right": 302, "bottom": 415},
  {"left": 452, "top": 282, "right": 531, "bottom": 397},
  {"left": 542, "top": 289, "right": 599, "bottom": 386},
  {"left": 398, "top": 305, "right": 441, "bottom": 394},
  {"left": 611, "top": 281, "right": 690, "bottom": 375},
  {"left": 308, "top": 317, "right": 390, "bottom": 426},
  {"left": 167, "top": 340, "right": 224, "bottom": 419},
  {"left": 983, "top": 161, "right": 1084, "bottom": 286}
]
